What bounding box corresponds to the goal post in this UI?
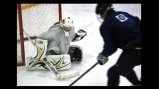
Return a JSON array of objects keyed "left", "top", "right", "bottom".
[
  {"left": 17, "top": 4, "right": 25, "bottom": 66},
  {"left": 17, "top": 4, "right": 62, "bottom": 66}
]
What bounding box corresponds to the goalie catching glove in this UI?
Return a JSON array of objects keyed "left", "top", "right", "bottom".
[{"left": 73, "top": 29, "right": 87, "bottom": 41}]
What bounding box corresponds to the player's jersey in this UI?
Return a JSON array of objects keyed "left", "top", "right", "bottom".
[
  {"left": 100, "top": 9, "right": 141, "bottom": 57},
  {"left": 37, "top": 23, "right": 76, "bottom": 54}
]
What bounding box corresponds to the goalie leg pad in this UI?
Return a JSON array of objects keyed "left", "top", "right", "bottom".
[
  {"left": 26, "top": 54, "right": 71, "bottom": 71},
  {"left": 68, "top": 45, "right": 83, "bottom": 62},
  {"left": 26, "top": 39, "right": 48, "bottom": 70},
  {"left": 46, "top": 54, "right": 71, "bottom": 71},
  {"left": 34, "top": 39, "right": 48, "bottom": 61},
  {"left": 26, "top": 57, "right": 48, "bottom": 71}
]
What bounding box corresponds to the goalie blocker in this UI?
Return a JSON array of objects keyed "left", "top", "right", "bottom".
[
  {"left": 68, "top": 45, "right": 83, "bottom": 62},
  {"left": 47, "top": 45, "right": 83, "bottom": 62}
]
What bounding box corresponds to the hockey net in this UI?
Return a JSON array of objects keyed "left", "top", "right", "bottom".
[{"left": 17, "top": 4, "right": 62, "bottom": 66}]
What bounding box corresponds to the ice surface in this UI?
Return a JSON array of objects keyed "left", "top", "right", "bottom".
[{"left": 17, "top": 4, "right": 141, "bottom": 86}]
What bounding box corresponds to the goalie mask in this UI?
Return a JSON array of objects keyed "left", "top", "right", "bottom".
[{"left": 60, "top": 17, "right": 73, "bottom": 31}]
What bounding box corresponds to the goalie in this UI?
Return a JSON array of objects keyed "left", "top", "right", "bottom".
[{"left": 26, "top": 17, "right": 87, "bottom": 71}]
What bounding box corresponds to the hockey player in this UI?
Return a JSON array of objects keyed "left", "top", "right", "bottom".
[
  {"left": 26, "top": 17, "right": 87, "bottom": 71},
  {"left": 95, "top": 4, "right": 141, "bottom": 86}
]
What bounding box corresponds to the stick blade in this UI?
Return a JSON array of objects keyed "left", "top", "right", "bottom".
[{"left": 56, "top": 72, "right": 80, "bottom": 80}]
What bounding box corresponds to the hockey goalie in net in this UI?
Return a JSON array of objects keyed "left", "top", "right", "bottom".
[{"left": 25, "top": 17, "right": 87, "bottom": 79}]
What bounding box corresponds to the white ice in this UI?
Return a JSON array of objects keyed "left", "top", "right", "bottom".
[{"left": 17, "top": 4, "right": 141, "bottom": 86}]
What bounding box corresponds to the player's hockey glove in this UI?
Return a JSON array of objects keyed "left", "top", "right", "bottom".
[{"left": 97, "top": 54, "right": 108, "bottom": 65}]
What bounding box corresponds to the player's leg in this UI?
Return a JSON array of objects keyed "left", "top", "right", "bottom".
[
  {"left": 111, "top": 50, "right": 141, "bottom": 86},
  {"left": 107, "top": 65, "right": 120, "bottom": 86},
  {"left": 125, "top": 70, "right": 141, "bottom": 86},
  {"left": 119, "top": 50, "right": 141, "bottom": 86}
]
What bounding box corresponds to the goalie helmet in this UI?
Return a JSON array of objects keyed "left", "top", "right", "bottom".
[{"left": 60, "top": 17, "right": 73, "bottom": 31}]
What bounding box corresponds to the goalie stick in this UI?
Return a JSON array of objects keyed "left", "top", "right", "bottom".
[
  {"left": 23, "top": 30, "right": 79, "bottom": 80},
  {"left": 23, "top": 30, "right": 36, "bottom": 46},
  {"left": 43, "top": 57, "right": 79, "bottom": 80},
  {"left": 82, "top": 22, "right": 94, "bottom": 29}
]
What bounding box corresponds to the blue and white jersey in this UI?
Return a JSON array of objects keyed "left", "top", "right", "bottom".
[{"left": 100, "top": 10, "right": 141, "bottom": 57}]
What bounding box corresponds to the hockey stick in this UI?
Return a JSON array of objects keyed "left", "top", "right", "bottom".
[
  {"left": 43, "top": 57, "right": 79, "bottom": 80},
  {"left": 23, "top": 30, "right": 36, "bottom": 46},
  {"left": 81, "top": 22, "right": 94, "bottom": 30},
  {"left": 69, "top": 62, "right": 98, "bottom": 86}
]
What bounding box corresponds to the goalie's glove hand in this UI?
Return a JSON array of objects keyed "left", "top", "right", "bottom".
[
  {"left": 97, "top": 54, "right": 108, "bottom": 65},
  {"left": 76, "top": 29, "right": 87, "bottom": 40}
]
